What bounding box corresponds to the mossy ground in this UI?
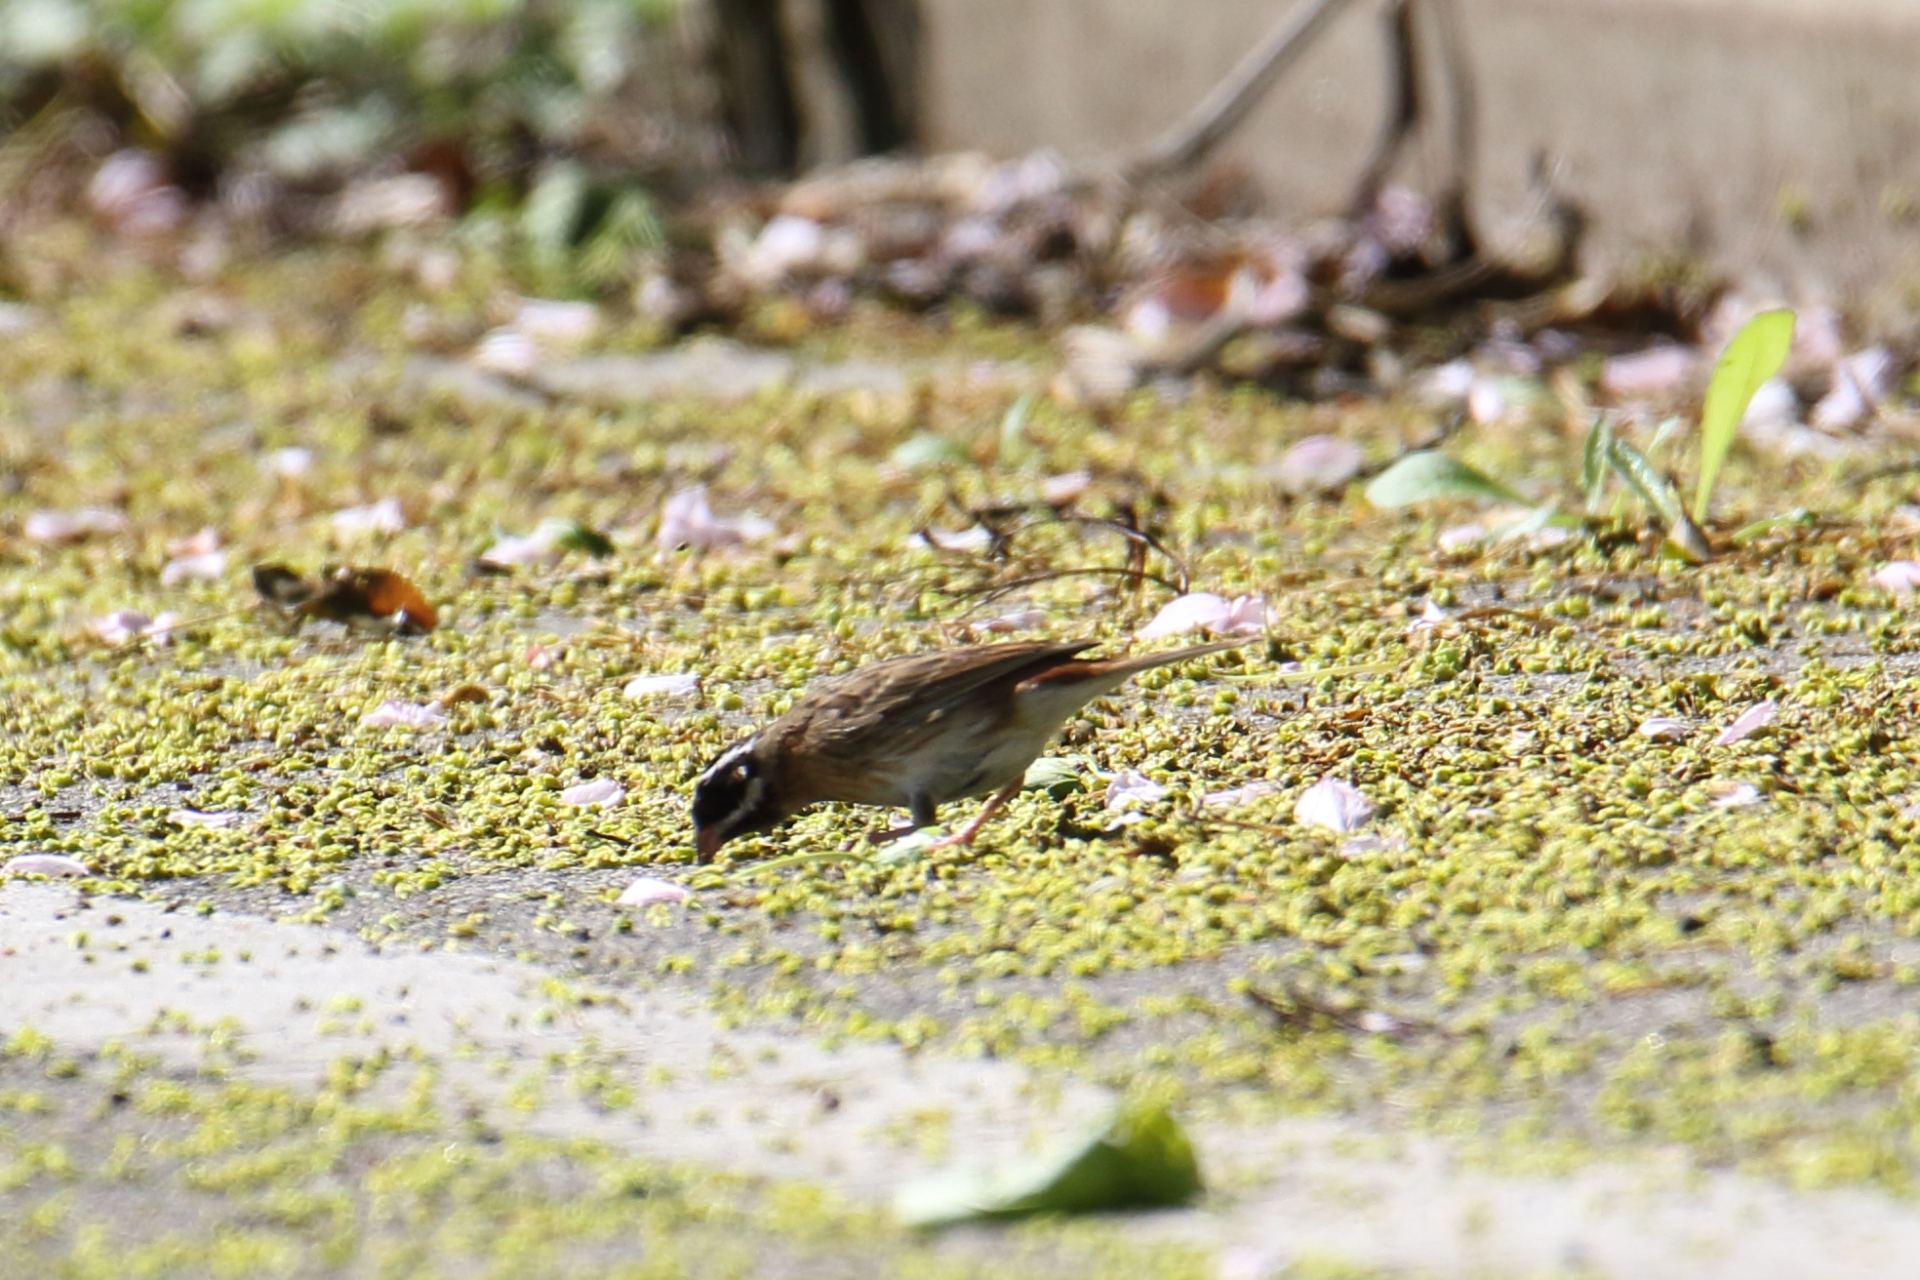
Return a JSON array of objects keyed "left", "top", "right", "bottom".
[{"left": 7, "top": 229, "right": 1920, "bottom": 1268}]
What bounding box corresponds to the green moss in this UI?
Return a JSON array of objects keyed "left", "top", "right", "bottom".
[{"left": 6, "top": 240, "right": 1920, "bottom": 1213}]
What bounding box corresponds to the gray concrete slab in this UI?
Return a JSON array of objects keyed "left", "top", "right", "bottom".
[
  {"left": 925, "top": 0, "right": 1920, "bottom": 325},
  {"left": 9, "top": 880, "right": 1920, "bottom": 1277}
]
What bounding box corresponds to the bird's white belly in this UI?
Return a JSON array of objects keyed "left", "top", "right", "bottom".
[{"left": 854, "top": 716, "right": 1057, "bottom": 808}]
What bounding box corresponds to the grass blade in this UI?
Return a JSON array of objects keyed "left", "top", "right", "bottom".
[
  {"left": 1364, "top": 450, "right": 1525, "bottom": 508},
  {"left": 1694, "top": 308, "right": 1794, "bottom": 523}
]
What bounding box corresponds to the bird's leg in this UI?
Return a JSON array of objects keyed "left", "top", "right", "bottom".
[
  {"left": 868, "top": 794, "right": 939, "bottom": 845},
  {"left": 929, "top": 778, "right": 1022, "bottom": 850}
]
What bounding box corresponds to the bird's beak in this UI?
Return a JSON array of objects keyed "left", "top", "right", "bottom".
[{"left": 695, "top": 827, "right": 722, "bottom": 862}]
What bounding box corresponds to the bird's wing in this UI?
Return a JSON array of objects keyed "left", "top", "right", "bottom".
[{"left": 778, "top": 640, "right": 1098, "bottom": 757}]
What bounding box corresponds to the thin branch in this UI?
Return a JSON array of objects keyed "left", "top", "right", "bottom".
[
  {"left": 942, "top": 566, "right": 1188, "bottom": 611},
  {"left": 1426, "top": 0, "right": 1480, "bottom": 256},
  {"left": 1345, "top": 0, "right": 1421, "bottom": 220},
  {"left": 1127, "top": 0, "right": 1362, "bottom": 182}
]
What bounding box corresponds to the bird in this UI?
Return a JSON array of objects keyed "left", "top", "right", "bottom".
[{"left": 691, "top": 635, "right": 1249, "bottom": 859}]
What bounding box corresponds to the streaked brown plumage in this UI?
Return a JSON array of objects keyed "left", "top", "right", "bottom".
[{"left": 691, "top": 636, "right": 1248, "bottom": 859}]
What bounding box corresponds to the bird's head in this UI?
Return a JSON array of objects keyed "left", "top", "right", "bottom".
[{"left": 691, "top": 738, "right": 780, "bottom": 860}]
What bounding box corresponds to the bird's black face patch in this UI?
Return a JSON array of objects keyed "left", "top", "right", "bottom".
[{"left": 691, "top": 741, "right": 773, "bottom": 847}]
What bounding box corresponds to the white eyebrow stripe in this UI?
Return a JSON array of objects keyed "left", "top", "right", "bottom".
[{"left": 701, "top": 740, "right": 756, "bottom": 786}]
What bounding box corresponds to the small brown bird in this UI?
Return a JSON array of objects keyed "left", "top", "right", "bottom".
[{"left": 691, "top": 636, "right": 1247, "bottom": 859}]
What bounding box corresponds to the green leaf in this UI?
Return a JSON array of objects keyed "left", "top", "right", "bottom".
[
  {"left": 1695, "top": 308, "right": 1794, "bottom": 523},
  {"left": 896, "top": 1099, "right": 1202, "bottom": 1228},
  {"left": 1363, "top": 451, "right": 1526, "bottom": 509},
  {"left": 1021, "top": 756, "right": 1086, "bottom": 797},
  {"left": 1580, "top": 418, "right": 1613, "bottom": 512},
  {"left": 1605, "top": 436, "right": 1684, "bottom": 529},
  {"left": 998, "top": 392, "right": 1036, "bottom": 458},
  {"left": 891, "top": 433, "right": 968, "bottom": 471},
  {"left": 1607, "top": 436, "right": 1709, "bottom": 562}
]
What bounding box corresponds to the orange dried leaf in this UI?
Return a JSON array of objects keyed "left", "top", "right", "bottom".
[{"left": 295, "top": 566, "right": 439, "bottom": 633}]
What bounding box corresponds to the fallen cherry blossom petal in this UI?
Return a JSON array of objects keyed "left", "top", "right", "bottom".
[
  {"left": 26, "top": 507, "right": 128, "bottom": 544},
  {"left": 561, "top": 779, "right": 625, "bottom": 808},
  {"left": 263, "top": 447, "right": 315, "bottom": 479},
  {"left": 168, "top": 808, "right": 241, "bottom": 829},
  {"left": 1042, "top": 471, "right": 1092, "bottom": 506},
  {"left": 1340, "top": 832, "right": 1407, "bottom": 859},
  {"left": 970, "top": 608, "right": 1046, "bottom": 635},
  {"left": 617, "top": 877, "right": 691, "bottom": 907},
  {"left": 470, "top": 326, "right": 539, "bottom": 376},
  {"left": 1435, "top": 524, "right": 1486, "bottom": 555},
  {"left": 1872, "top": 561, "right": 1920, "bottom": 598},
  {"left": 362, "top": 699, "right": 448, "bottom": 729},
  {"left": 168, "top": 527, "right": 222, "bottom": 557},
  {"left": 1419, "top": 358, "right": 1477, "bottom": 405},
  {"left": 1201, "top": 781, "right": 1280, "bottom": 808},
  {"left": 335, "top": 172, "right": 449, "bottom": 232},
  {"left": 480, "top": 529, "right": 563, "bottom": 569},
  {"left": 1137, "top": 592, "right": 1266, "bottom": 640},
  {"left": 1707, "top": 781, "right": 1764, "bottom": 808},
  {"left": 1637, "top": 717, "right": 1694, "bottom": 742},
  {"left": 332, "top": 498, "right": 406, "bottom": 537},
  {"left": 1812, "top": 347, "right": 1894, "bottom": 433},
  {"left": 161, "top": 549, "right": 228, "bottom": 585},
  {"left": 1105, "top": 769, "right": 1168, "bottom": 810},
  {"left": 5, "top": 854, "right": 91, "bottom": 878},
  {"left": 1275, "top": 435, "right": 1365, "bottom": 493},
  {"left": 915, "top": 525, "right": 994, "bottom": 552},
  {"left": 1294, "top": 777, "right": 1374, "bottom": 833},
  {"left": 623, "top": 673, "right": 701, "bottom": 699},
  {"left": 1714, "top": 700, "right": 1778, "bottom": 747},
  {"left": 657, "top": 485, "right": 775, "bottom": 553},
  {"left": 1601, "top": 344, "right": 1695, "bottom": 398},
  {"left": 1466, "top": 377, "right": 1507, "bottom": 425},
  {"left": 513, "top": 298, "right": 601, "bottom": 344},
  {"left": 526, "top": 643, "right": 560, "bottom": 670},
  {"left": 1408, "top": 600, "right": 1453, "bottom": 633},
  {"left": 91, "top": 609, "right": 154, "bottom": 645}
]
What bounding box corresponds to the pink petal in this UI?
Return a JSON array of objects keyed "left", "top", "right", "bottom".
[
  {"left": 969, "top": 609, "right": 1046, "bottom": 636},
  {"left": 263, "top": 447, "right": 315, "bottom": 479},
  {"left": 513, "top": 299, "right": 601, "bottom": 344},
  {"left": 616, "top": 877, "right": 691, "bottom": 907},
  {"left": 161, "top": 549, "right": 228, "bottom": 585},
  {"left": 331, "top": 498, "right": 406, "bottom": 536},
  {"left": 91, "top": 609, "right": 153, "bottom": 646},
  {"left": 168, "top": 808, "right": 241, "bottom": 829},
  {"left": 1104, "top": 769, "right": 1168, "bottom": 811},
  {"left": 1872, "top": 562, "right": 1920, "bottom": 598},
  {"left": 167, "top": 527, "right": 222, "bottom": 557},
  {"left": 1601, "top": 345, "right": 1696, "bottom": 398},
  {"left": 1201, "top": 781, "right": 1279, "bottom": 808},
  {"left": 1294, "top": 777, "right": 1374, "bottom": 833},
  {"left": 470, "top": 326, "right": 539, "bottom": 376},
  {"left": 362, "top": 699, "right": 447, "bottom": 729},
  {"left": 5, "top": 854, "right": 92, "bottom": 878},
  {"left": 1707, "top": 781, "right": 1764, "bottom": 809},
  {"left": 1275, "top": 435, "right": 1365, "bottom": 493},
  {"left": 1714, "top": 700, "right": 1778, "bottom": 747},
  {"left": 26, "top": 507, "right": 128, "bottom": 545},
  {"left": 1136, "top": 593, "right": 1229, "bottom": 640},
  {"left": 1637, "top": 717, "right": 1694, "bottom": 742},
  {"left": 623, "top": 673, "right": 701, "bottom": 699},
  {"left": 561, "top": 779, "right": 625, "bottom": 808},
  {"left": 1042, "top": 472, "right": 1092, "bottom": 506},
  {"left": 915, "top": 526, "right": 993, "bottom": 552}
]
